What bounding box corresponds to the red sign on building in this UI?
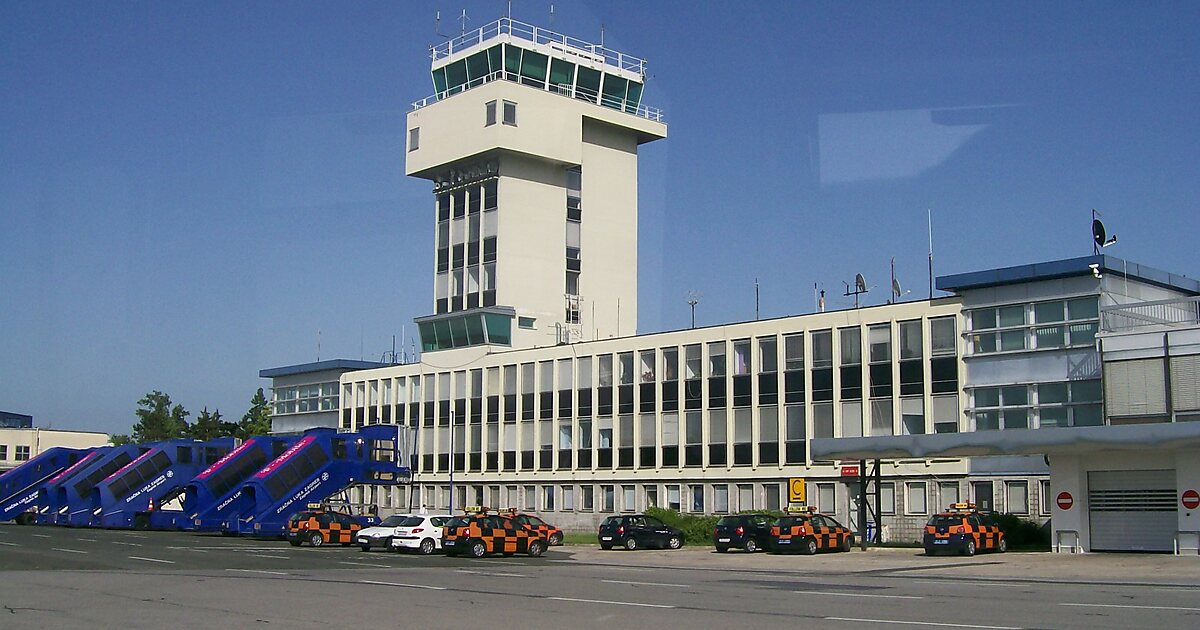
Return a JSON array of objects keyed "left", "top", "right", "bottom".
[
  {"left": 840, "top": 465, "right": 860, "bottom": 477},
  {"left": 1182, "top": 489, "right": 1200, "bottom": 510},
  {"left": 1056, "top": 491, "right": 1074, "bottom": 510}
]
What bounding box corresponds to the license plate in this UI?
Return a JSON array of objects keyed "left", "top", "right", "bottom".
[
  {"left": 444, "top": 540, "right": 455, "bottom": 546},
  {"left": 717, "top": 538, "right": 730, "bottom": 543},
  {"left": 934, "top": 540, "right": 949, "bottom": 545},
  {"left": 777, "top": 539, "right": 791, "bottom": 544},
  {"left": 600, "top": 536, "right": 612, "bottom": 541}
]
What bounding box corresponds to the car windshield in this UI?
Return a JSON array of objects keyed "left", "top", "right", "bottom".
[
  {"left": 397, "top": 516, "right": 425, "bottom": 526},
  {"left": 445, "top": 517, "right": 468, "bottom": 528},
  {"left": 600, "top": 516, "right": 621, "bottom": 527},
  {"left": 379, "top": 515, "right": 408, "bottom": 526},
  {"left": 928, "top": 515, "right": 962, "bottom": 527}
]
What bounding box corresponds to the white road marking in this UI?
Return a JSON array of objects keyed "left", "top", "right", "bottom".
[
  {"left": 549, "top": 596, "right": 674, "bottom": 609},
  {"left": 251, "top": 555, "right": 289, "bottom": 560},
  {"left": 113, "top": 542, "right": 142, "bottom": 547},
  {"left": 458, "top": 569, "right": 527, "bottom": 578},
  {"left": 903, "top": 578, "right": 1024, "bottom": 589},
  {"left": 794, "top": 590, "right": 922, "bottom": 600},
  {"left": 123, "top": 534, "right": 148, "bottom": 538},
  {"left": 359, "top": 580, "right": 446, "bottom": 590},
  {"left": 476, "top": 559, "right": 525, "bottom": 565},
  {"left": 51, "top": 548, "right": 88, "bottom": 554},
  {"left": 340, "top": 561, "right": 392, "bottom": 568},
  {"left": 31, "top": 534, "right": 51, "bottom": 538},
  {"left": 227, "top": 569, "right": 289, "bottom": 576},
  {"left": 602, "top": 579, "right": 689, "bottom": 588},
  {"left": 0, "top": 541, "right": 19, "bottom": 546},
  {"left": 128, "top": 556, "right": 174, "bottom": 564},
  {"left": 78, "top": 538, "right": 98, "bottom": 542},
  {"left": 187, "top": 549, "right": 209, "bottom": 553},
  {"left": 826, "top": 617, "right": 1020, "bottom": 630},
  {"left": 1062, "top": 602, "right": 1200, "bottom": 612}
]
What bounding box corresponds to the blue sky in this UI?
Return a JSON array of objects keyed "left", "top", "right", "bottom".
[{"left": 3, "top": 1, "right": 1198, "bottom": 435}]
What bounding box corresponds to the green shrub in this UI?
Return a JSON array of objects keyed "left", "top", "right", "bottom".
[
  {"left": 992, "top": 513, "right": 1051, "bottom": 550},
  {"left": 646, "top": 507, "right": 719, "bottom": 546}
]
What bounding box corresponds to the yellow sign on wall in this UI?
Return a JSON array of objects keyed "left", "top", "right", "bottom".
[{"left": 788, "top": 477, "right": 807, "bottom": 504}]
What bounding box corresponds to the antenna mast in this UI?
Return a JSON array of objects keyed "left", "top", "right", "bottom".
[
  {"left": 927, "top": 208, "right": 934, "bottom": 300},
  {"left": 686, "top": 291, "right": 702, "bottom": 329}
]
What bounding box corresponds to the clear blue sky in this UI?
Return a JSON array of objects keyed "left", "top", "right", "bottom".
[{"left": 3, "top": 1, "right": 1198, "bottom": 435}]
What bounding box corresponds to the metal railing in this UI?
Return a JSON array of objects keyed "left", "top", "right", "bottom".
[
  {"left": 1100, "top": 296, "right": 1200, "bottom": 333},
  {"left": 431, "top": 17, "right": 646, "bottom": 76},
  {"left": 1054, "top": 529, "right": 1083, "bottom": 553},
  {"left": 1174, "top": 530, "right": 1200, "bottom": 555},
  {"left": 411, "top": 69, "right": 664, "bottom": 122}
]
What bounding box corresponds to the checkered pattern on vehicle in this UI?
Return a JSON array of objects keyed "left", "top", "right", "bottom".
[
  {"left": 445, "top": 516, "right": 546, "bottom": 555},
  {"left": 925, "top": 513, "right": 1004, "bottom": 550},
  {"left": 770, "top": 516, "right": 852, "bottom": 550},
  {"left": 288, "top": 514, "right": 363, "bottom": 544}
]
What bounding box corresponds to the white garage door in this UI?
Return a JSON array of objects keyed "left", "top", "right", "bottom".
[{"left": 1088, "top": 470, "right": 1176, "bottom": 552}]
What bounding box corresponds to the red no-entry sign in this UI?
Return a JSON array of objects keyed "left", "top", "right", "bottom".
[
  {"left": 1182, "top": 489, "right": 1200, "bottom": 510},
  {"left": 1056, "top": 491, "right": 1074, "bottom": 510}
]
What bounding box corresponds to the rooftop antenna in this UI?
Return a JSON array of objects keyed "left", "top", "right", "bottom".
[
  {"left": 754, "top": 278, "right": 760, "bottom": 320},
  {"left": 507, "top": 0, "right": 513, "bottom": 20},
  {"left": 434, "top": 11, "right": 450, "bottom": 39},
  {"left": 843, "top": 273, "right": 870, "bottom": 309},
  {"left": 549, "top": 4, "right": 554, "bottom": 26},
  {"left": 316, "top": 329, "right": 321, "bottom": 362},
  {"left": 1092, "top": 209, "right": 1117, "bottom": 255},
  {"left": 686, "top": 291, "right": 702, "bottom": 329},
  {"left": 600, "top": 22, "right": 605, "bottom": 47},
  {"left": 927, "top": 208, "right": 934, "bottom": 300},
  {"left": 819, "top": 289, "right": 826, "bottom": 313},
  {"left": 458, "top": 8, "right": 469, "bottom": 36}
]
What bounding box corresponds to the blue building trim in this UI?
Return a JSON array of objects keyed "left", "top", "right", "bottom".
[
  {"left": 258, "top": 359, "right": 392, "bottom": 379},
  {"left": 937, "top": 255, "right": 1200, "bottom": 296}
]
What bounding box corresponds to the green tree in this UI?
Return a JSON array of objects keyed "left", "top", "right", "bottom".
[
  {"left": 186, "top": 407, "right": 231, "bottom": 441},
  {"left": 234, "top": 387, "right": 273, "bottom": 439},
  {"left": 132, "top": 390, "right": 189, "bottom": 443},
  {"left": 109, "top": 434, "right": 133, "bottom": 446}
]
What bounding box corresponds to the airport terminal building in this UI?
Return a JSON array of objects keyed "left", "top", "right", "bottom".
[{"left": 261, "top": 18, "right": 1200, "bottom": 552}]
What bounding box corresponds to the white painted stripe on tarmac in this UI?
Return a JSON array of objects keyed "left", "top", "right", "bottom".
[
  {"left": 340, "top": 561, "right": 392, "bottom": 568},
  {"left": 359, "top": 580, "right": 446, "bottom": 590},
  {"left": 0, "top": 541, "right": 19, "bottom": 546},
  {"left": 31, "top": 534, "right": 51, "bottom": 538},
  {"left": 1062, "top": 602, "right": 1200, "bottom": 612},
  {"left": 251, "top": 555, "right": 289, "bottom": 560},
  {"left": 51, "top": 548, "right": 88, "bottom": 554},
  {"left": 228, "top": 569, "right": 289, "bottom": 576},
  {"left": 548, "top": 596, "right": 674, "bottom": 609},
  {"left": 795, "top": 590, "right": 922, "bottom": 600},
  {"left": 128, "top": 556, "right": 174, "bottom": 564},
  {"left": 826, "top": 617, "right": 1020, "bottom": 630},
  {"left": 78, "top": 538, "right": 98, "bottom": 542},
  {"left": 112, "top": 542, "right": 142, "bottom": 547},
  {"left": 602, "top": 579, "right": 689, "bottom": 588}
]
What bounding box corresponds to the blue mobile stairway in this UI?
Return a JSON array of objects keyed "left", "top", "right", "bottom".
[
  {"left": 90, "top": 438, "right": 236, "bottom": 529},
  {"left": 222, "top": 425, "right": 411, "bottom": 537},
  {"left": 0, "top": 447, "right": 94, "bottom": 525},
  {"left": 39, "top": 444, "right": 148, "bottom": 525},
  {"left": 181, "top": 435, "right": 297, "bottom": 532}
]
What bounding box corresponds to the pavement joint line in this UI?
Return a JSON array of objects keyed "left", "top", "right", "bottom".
[
  {"left": 457, "top": 569, "right": 527, "bottom": 578},
  {"left": 601, "top": 579, "right": 689, "bottom": 588},
  {"left": 548, "top": 596, "right": 674, "bottom": 609},
  {"left": 794, "top": 590, "right": 921, "bottom": 600},
  {"left": 826, "top": 617, "right": 1021, "bottom": 629},
  {"left": 1061, "top": 602, "right": 1200, "bottom": 612},
  {"left": 112, "top": 542, "right": 142, "bottom": 547},
  {"left": 251, "top": 555, "right": 289, "bottom": 560},
  {"left": 227, "top": 569, "right": 289, "bottom": 576},
  {"left": 359, "top": 580, "right": 446, "bottom": 590},
  {"left": 128, "top": 556, "right": 175, "bottom": 564},
  {"left": 51, "top": 548, "right": 88, "bottom": 554}
]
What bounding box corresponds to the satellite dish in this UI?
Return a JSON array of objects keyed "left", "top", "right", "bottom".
[
  {"left": 1092, "top": 219, "right": 1106, "bottom": 248},
  {"left": 855, "top": 273, "right": 868, "bottom": 293}
]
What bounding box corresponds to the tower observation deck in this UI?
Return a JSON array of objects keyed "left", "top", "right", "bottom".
[{"left": 406, "top": 17, "right": 666, "bottom": 355}]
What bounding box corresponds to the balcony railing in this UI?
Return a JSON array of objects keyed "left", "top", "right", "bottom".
[
  {"left": 431, "top": 17, "right": 646, "bottom": 76},
  {"left": 1101, "top": 296, "right": 1200, "bottom": 333},
  {"left": 411, "top": 69, "right": 664, "bottom": 122}
]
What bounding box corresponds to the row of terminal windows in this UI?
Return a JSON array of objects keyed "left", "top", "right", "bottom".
[
  {"left": 273, "top": 382, "right": 339, "bottom": 416},
  {"left": 353, "top": 478, "right": 1045, "bottom": 517},
  {"left": 967, "top": 296, "right": 1099, "bottom": 354},
  {"left": 0, "top": 445, "right": 31, "bottom": 461},
  {"left": 970, "top": 380, "right": 1103, "bottom": 430},
  {"left": 349, "top": 320, "right": 960, "bottom": 409}
]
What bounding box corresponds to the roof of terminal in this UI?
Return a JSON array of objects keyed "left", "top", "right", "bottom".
[
  {"left": 259, "top": 359, "right": 393, "bottom": 379},
  {"left": 936, "top": 255, "right": 1199, "bottom": 296}
]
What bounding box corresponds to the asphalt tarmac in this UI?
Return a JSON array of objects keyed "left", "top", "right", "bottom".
[{"left": 1, "top": 523, "right": 1198, "bottom": 629}]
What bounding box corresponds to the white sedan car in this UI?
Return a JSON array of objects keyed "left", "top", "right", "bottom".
[
  {"left": 356, "top": 514, "right": 413, "bottom": 552},
  {"left": 389, "top": 514, "right": 453, "bottom": 555}
]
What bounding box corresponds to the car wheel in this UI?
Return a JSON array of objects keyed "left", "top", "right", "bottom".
[
  {"left": 624, "top": 537, "right": 639, "bottom": 551},
  {"left": 600, "top": 543, "right": 613, "bottom": 550},
  {"left": 803, "top": 537, "right": 818, "bottom": 556},
  {"left": 667, "top": 535, "right": 682, "bottom": 550},
  {"left": 469, "top": 540, "right": 487, "bottom": 558},
  {"left": 419, "top": 538, "right": 436, "bottom": 555},
  {"left": 309, "top": 532, "right": 324, "bottom": 547},
  {"left": 964, "top": 540, "right": 976, "bottom": 557},
  {"left": 997, "top": 538, "right": 1007, "bottom": 553},
  {"left": 289, "top": 539, "right": 302, "bottom": 547},
  {"left": 360, "top": 544, "right": 371, "bottom": 552},
  {"left": 15, "top": 513, "right": 35, "bottom": 526},
  {"left": 549, "top": 532, "right": 563, "bottom": 546},
  {"left": 840, "top": 536, "right": 853, "bottom": 553},
  {"left": 744, "top": 538, "right": 758, "bottom": 553},
  {"left": 528, "top": 540, "right": 546, "bottom": 558},
  {"left": 715, "top": 545, "right": 728, "bottom": 553}
]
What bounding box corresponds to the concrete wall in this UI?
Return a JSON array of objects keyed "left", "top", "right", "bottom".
[{"left": 0, "top": 428, "right": 110, "bottom": 471}]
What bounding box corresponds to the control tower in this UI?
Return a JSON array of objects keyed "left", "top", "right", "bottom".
[{"left": 406, "top": 18, "right": 666, "bottom": 354}]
